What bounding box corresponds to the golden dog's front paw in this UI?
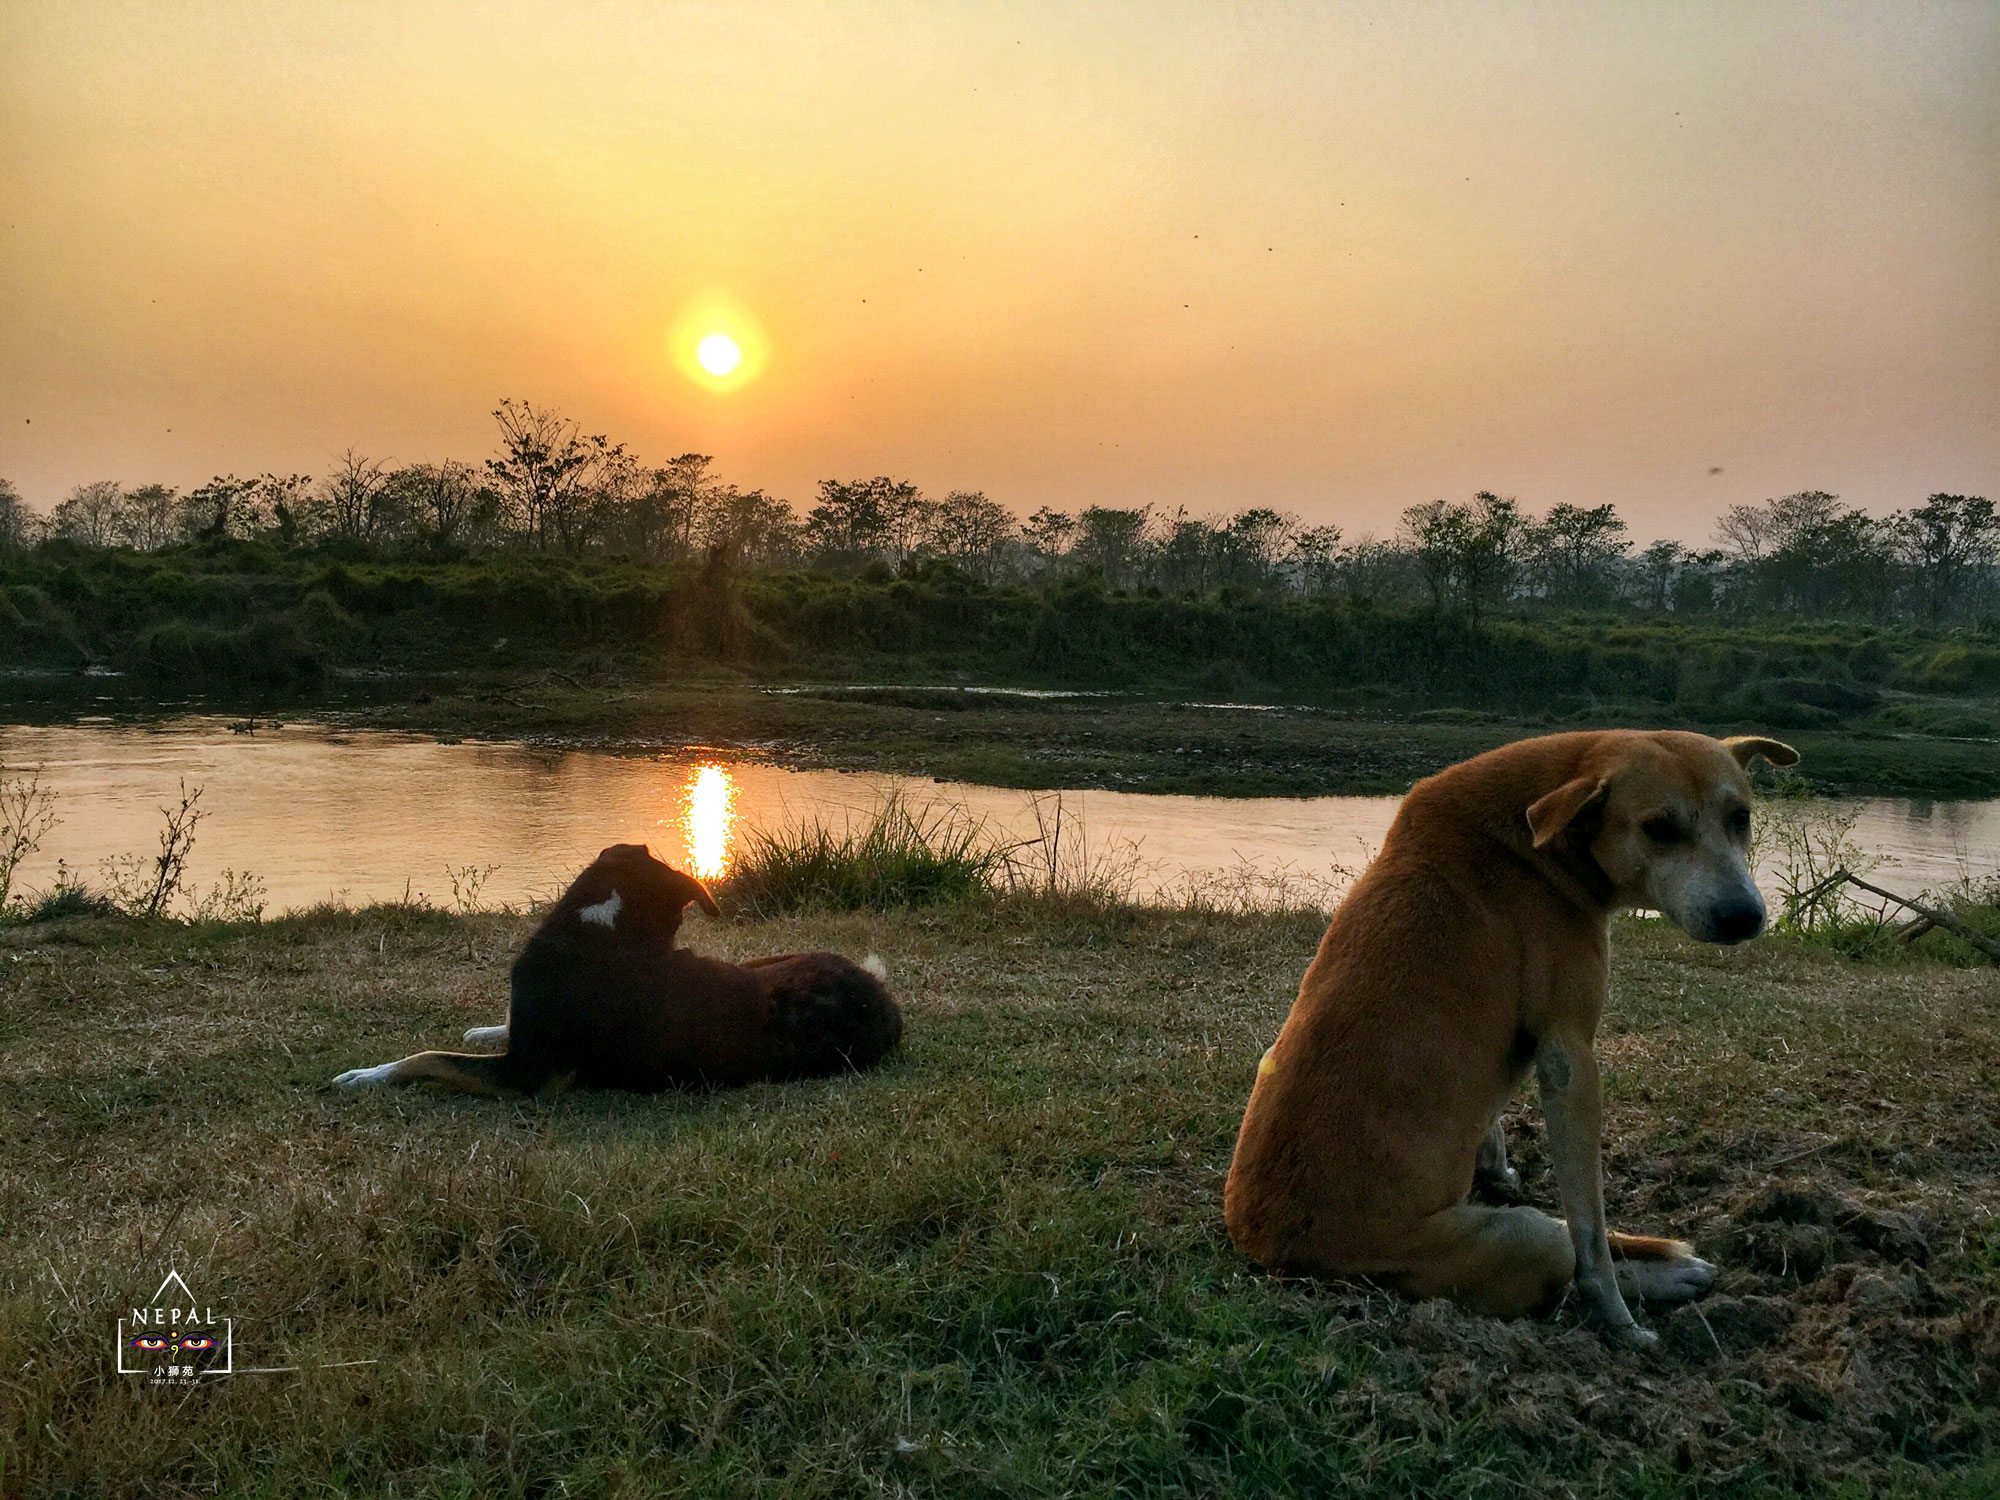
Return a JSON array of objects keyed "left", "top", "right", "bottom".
[{"left": 1603, "top": 1322, "right": 1660, "bottom": 1352}]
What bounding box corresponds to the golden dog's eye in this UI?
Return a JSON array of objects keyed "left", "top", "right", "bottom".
[
  {"left": 1727, "top": 806, "right": 1751, "bottom": 836},
  {"left": 1641, "top": 816, "right": 1683, "bottom": 845}
]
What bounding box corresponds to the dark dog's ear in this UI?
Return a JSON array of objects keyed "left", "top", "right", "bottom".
[
  {"left": 1723, "top": 735, "right": 1799, "bottom": 770},
  {"left": 672, "top": 870, "right": 721, "bottom": 919},
  {"left": 1527, "top": 776, "right": 1609, "bottom": 849}
]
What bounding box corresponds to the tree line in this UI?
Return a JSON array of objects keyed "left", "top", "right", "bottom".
[{"left": 2, "top": 399, "right": 1993, "bottom": 625}]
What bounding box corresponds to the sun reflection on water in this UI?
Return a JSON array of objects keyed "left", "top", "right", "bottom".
[{"left": 682, "top": 764, "right": 737, "bottom": 879}]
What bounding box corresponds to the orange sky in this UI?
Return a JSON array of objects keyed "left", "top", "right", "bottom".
[{"left": 2, "top": 2, "right": 1995, "bottom": 541}]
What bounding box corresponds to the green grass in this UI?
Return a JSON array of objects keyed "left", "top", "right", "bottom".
[
  {"left": 719, "top": 793, "right": 1005, "bottom": 917},
  {"left": 1, "top": 893, "right": 1995, "bottom": 1497}
]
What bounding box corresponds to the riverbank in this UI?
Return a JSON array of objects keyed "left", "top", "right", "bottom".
[
  {"left": 7, "top": 543, "right": 2000, "bottom": 798},
  {"left": 8, "top": 674, "right": 2000, "bottom": 800},
  {"left": 3, "top": 898, "right": 1995, "bottom": 1496}
]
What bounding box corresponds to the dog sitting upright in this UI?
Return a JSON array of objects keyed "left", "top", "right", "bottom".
[
  {"left": 1224, "top": 730, "right": 1796, "bottom": 1349},
  {"left": 334, "top": 843, "right": 903, "bottom": 1097}
]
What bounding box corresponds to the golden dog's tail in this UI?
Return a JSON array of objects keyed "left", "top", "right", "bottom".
[{"left": 1608, "top": 1231, "right": 1693, "bottom": 1261}]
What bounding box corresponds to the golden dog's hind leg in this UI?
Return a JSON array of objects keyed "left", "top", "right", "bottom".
[
  {"left": 1382, "top": 1203, "right": 1577, "bottom": 1320},
  {"left": 333, "top": 1050, "right": 524, "bottom": 1098}
]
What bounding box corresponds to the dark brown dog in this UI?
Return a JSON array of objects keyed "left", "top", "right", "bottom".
[
  {"left": 1224, "top": 730, "right": 1797, "bottom": 1348},
  {"left": 334, "top": 843, "right": 902, "bottom": 1097}
]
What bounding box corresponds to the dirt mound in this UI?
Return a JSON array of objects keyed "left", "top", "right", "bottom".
[{"left": 1321, "top": 1173, "right": 1998, "bottom": 1487}]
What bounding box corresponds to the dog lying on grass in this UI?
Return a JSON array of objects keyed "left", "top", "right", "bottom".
[
  {"left": 1225, "top": 730, "right": 1798, "bottom": 1349},
  {"left": 334, "top": 843, "right": 902, "bottom": 1097}
]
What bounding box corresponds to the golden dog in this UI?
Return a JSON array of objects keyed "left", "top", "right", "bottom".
[{"left": 1224, "top": 730, "right": 1796, "bottom": 1348}]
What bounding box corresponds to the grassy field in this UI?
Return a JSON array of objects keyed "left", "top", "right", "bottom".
[{"left": 2, "top": 893, "right": 1996, "bottom": 1498}]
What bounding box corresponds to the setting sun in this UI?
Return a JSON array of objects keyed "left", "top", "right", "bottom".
[{"left": 696, "top": 333, "right": 741, "bottom": 378}]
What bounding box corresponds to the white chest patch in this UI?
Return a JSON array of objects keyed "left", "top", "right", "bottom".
[{"left": 578, "top": 889, "right": 623, "bottom": 929}]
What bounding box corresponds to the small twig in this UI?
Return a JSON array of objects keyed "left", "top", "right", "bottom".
[
  {"left": 1831, "top": 870, "right": 2000, "bottom": 965},
  {"left": 1762, "top": 1140, "right": 1831, "bottom": 1170},
  {"left": 1782, "top": 869, "right": 1851, "bottom": 925}
]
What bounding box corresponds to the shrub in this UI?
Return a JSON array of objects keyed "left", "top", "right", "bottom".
[
  {"left": 719, "top": 794, "right": 1004, "bottom": 916},
  {"left": 128, "top": 617, "right": 323, "bottom": 690},
  {"left": 1902, "top": 643, "right": 2000, "bottom": 694}
]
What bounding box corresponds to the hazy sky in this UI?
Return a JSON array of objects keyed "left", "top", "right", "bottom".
[{"left": 2, "top": 1, "right": 1995, "bottom": 541}]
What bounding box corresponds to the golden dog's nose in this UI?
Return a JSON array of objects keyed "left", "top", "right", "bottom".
[{"left": 1710, "top": 900, "right": 1765, "bottom": 944}]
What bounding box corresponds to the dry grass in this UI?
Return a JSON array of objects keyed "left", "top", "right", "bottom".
[{"left": 0, "top": 900, "right": 1996, "bottom": 1497}]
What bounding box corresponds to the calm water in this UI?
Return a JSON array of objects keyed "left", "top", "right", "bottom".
[{"left": 3, "top": 718, "right": 1996, "bottom": 914}]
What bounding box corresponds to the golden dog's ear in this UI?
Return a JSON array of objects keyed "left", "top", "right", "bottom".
[
  {"left": 1722, "top": 735, "right": 1799, "bottom": 769},
  {"left": 1526, "top": 776, "right": 1609, "bottom": 849}
]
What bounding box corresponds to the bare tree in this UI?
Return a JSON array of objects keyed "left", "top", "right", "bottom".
[
  {"left": 923, "top": 491, "right": 1014, "bottom": 580},
  {"left": 1071, "top": 506, "right": 1151, "bottom": 589},
  {"left": 0, "top": 478, "right": 37, "bottom": 549},
  {"left": 1714, "top": 502, "right": 1776, "bottom": 563},
  {"left": 1287, "top": 523, "right": 1345, "bottom": 596},
  {"left": 46, "top": 480, "right": 125, "bottom": 546},
  {"left": 388, "top": 461, "right": 485, "bottom": 546},
  {"left": 485, "top": 399, "right": 625, "bottom": 552},
  {"left": 1895, "top": 493, "right": 1998, "bottom": 621},
  {"left": 118, "top": 483, "right": 179, "bottom": 550},
  {"left": 317, "top": 450, "right": 393, "bottom": 542},
  {"left": 1021, "top": 508, "right": 1078, "bottom": 572}
]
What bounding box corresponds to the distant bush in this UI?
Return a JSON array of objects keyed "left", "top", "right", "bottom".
[
  {"left": 1901, "top": 643, "right": 2000, "bottom": 694},
  {"left": 0, "top": 583, "right": 86, "bottom": 667},
  {"left": 127, "top": 617, "right": 323, "bottom": 690},
  {"left": 21, "top": 882, "right": 122, "bottom": 923},
  {"left": 719, "top": 794, "right": 1003, "bottom": 916}
]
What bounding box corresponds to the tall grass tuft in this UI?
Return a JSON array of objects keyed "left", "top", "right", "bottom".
[{"left": 720, "top": 792, "right": 1005, "bottom": 916}]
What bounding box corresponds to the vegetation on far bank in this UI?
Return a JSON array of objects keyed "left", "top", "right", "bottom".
[
  {"left": 4, "top": 409, "right": 1998, "bottom": 798},
  {"left": 5, "top": 537, "right": 2000, "bottom": 798}
]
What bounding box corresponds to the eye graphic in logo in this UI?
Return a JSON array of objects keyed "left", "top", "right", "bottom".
[{"left": 128, "top": 1330, "right": 217, "bottom": 1355}]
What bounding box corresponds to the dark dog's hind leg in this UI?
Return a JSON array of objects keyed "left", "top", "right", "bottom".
[{"left": 333, "top": 1050, "right": 549, "bottom": 1098}]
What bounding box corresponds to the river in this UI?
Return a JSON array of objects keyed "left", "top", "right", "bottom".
[{"left": 3, "top": 718, "right": 1995, "bottom": 914}]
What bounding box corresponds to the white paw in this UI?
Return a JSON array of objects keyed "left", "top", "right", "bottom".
[
  {"left": 334, "top": 1063, "right": 396, "bottom": 1088},
  {"left": 1618, "top": 1255, "right": 1718, "bottom": 1305},
  {"left": 463, "top": 1025, "right": 508, "bottom": 1047}
]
